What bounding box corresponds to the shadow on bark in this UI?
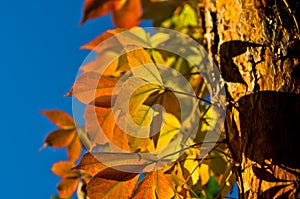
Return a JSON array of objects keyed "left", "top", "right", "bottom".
[{"left": 226, "top": 91, "right": 300, "bottom": 198}]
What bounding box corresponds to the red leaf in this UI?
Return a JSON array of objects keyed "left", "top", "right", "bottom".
[{"left": 40, "top": 110, "right": 75, "bottom": 130}]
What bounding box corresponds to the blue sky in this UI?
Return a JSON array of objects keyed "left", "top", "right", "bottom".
[
  {"left": 0, "top": 1, "right": 238, "bottom": 198},
  {"left": 0, "top": 0, "right": 114, "bottom": 198}
]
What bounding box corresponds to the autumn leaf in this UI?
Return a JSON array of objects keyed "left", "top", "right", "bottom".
[
  {"left": 41, "top": 109, "right": 82, "bottom": 162},
  {"left": 182, "top": 148, "right": 200, "bottom": 186},
  {"left": 112, "top": 0, "right": 142, "bottom": 29},
  {"left": 43, "top": 129, "right": 76, "bottom": 148},
  {"left": 81, "top": 0, "right": 142, "bottom": 29},
  {"left": 51, "top": 161, "right": 80, "bottom": 178},
  {"left": 141, "top": 0, "right": 179, "bottom": 26},
  {"left": 66, "top": 72, "right": 119, "bottom": 105},
  {"left": 155, "top": 113, "right": 181, "bottom": 150},
  {"left": 57, "top": 178, "right": 81, "bottom": 199},
  {"left": 51, "top": 161, "right": 81, "bottom": 198},
  {"left": 84, "top": 105, "right": 131, "bottom": 151},
  {"left": 40, "top": 110, "right": 75, "bottom": 130},
  {"left": 131, "top": 170, "right": 175, "bottom": 199},
  {"left": 87, "top": 167, "right": 140, "bottom": 199},
  {"left": 80, "top": 29, "right": 124, "bottom": 51},
  {"left": 67, "top": 135, "right": 82, "bottom": 163},
  {"left": 74, "top": 152, "right": 108, "bottom": 176},
  {"left": 80, "top": 0, "right": 121, "bottom": 25},
  {"left": 144, "top": 88, "right": 181, "bottom": 120}
]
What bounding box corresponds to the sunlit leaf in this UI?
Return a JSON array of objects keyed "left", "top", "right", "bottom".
[
  {"left": 112, "top": 0, "right": 142, "bottom": 29},
  {"left": 57, "top": 177, "right": 81, "bottom": 198},
  {"left": 87, "top": 167, "right": 139, "bottom": 199},
  {"left": 127, "top": 105, "right": 155, "bottom": 152},
  {"left": 198, "top": 164, "right": 210, "bottom": 186},
  {"left": 40, "top": 110, "right": 75, "bottom": 130},
  {"left": 161, "top": 4, "right": 198, "bottom": 33},
  {"left": 183, "top": 149, "right": 200, "bottom": 186},
  {"left": 84, "top": 105, "right": 131, "bottom": 151},
  {"left": 67, "top": 135, "right": 82, "bottom": 163},
  {"left": 131, "top": 170, "right": 175, "bottom": 199},
  {"left": 44, "top": 129, "right": 76, "bottom": 148},
  {"left": 80, "top": 0, "right": 121, "bottom": 25},
  {"left": 51, "top": 161, "right": 80, "bottom": 178},
  {"left": 156, "top": 113, "right": 180, "bottom": 150},
  {"left": 66, "top": 72, "right": 119, "bottom": 105},
  {"left": 84, "top": 105, "right": 115, "bottom": 147},
  {"left": 75, "top": 152, "right": 108, "bottom": 176},
  {"left": 80, "top": 29, "right": 124, "bottom": 52}
]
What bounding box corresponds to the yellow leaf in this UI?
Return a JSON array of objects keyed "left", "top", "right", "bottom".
[
  {"left": 156, "top": 113, "right": 180, "bottom": 150},
  {"left": 199, "top": 163, "right": 210, "bottom": 185},
  {"left": 183, "top": 149, "right": 200, "bottom": 185}
]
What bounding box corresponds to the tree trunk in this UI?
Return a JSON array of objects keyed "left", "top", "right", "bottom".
[{"left": 204, "top": 0, "right": 300, "bottom": 198}]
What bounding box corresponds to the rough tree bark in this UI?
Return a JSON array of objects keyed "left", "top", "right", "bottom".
[{"left": 201, "top": 0, "right": 300, "bottom": 198}]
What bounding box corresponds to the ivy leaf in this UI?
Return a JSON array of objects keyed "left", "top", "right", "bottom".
[
  {"left": 141, "top": 0, "right": 179, "bottom": 26},
  {"left": 51, "top": 161, "right": 80, "bottom": 178},
  {"left": 80, "top": 29, "right": 124, "bottom": 52},
  {"left": 66, "top": 72, "right": 119, "bottom": 105},
  {"left": 57, "top": 178, "right": 81, "bottom": 199},
  {"left": 112, "top": 0, "right": 142, "bottom": 29},
  {"left": 43, "top": 129, "right": 76, "bottom": 148},
  {"left": 161, "top": 4, "right": 198, "bottom": 33},
  {"left": 67, "top": 135, "right": 82, "bottom": 163},
  {"left": 51, "top": 161, "right": 81, "bottom": 198},
  {"left": 182, "top": 149, "right": 200, "bottom": 186},
  {"left": 74, "top": 152, "right": 108, "bottom": 176},
  {"left": 84, "top": 105, "right": 131, "bottom": 151},
  {"left": 80, "top": 0, "right": 121, "bottom": 25},
  {"left": 155, "top": 113, "right": 180, "bottom": 150},
  {"left": 81, "top": 0, "right": 142, "bottom": 29},
  {"left": 87, "top": 167, "right": 140, "bottom": 199},
  {"left": 40, "top": 110, "right": 75, "bottom": 130},
  {"left": 131, "top": 170, "right": 175, "bottom": 199}
]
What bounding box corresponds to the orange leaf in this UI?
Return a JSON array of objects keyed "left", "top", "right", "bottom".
[
  {"left": 80, "top": 0, "right": 121, "bottom": 25},
  {"left": 66, "top": 72, "right": 119, "bottom": 105},
  {"left": 112, "top": 0, "right": 142, "bottom": 29},
  {"left": 57, "top": 177, "right": 80, "bottom": 198},
  {"left": 87, "top": 167, "right": 139, "bottom": 199},
  {"left": 51, "top": 161, "right": 80, "bottom": 178},
  {"left": 84, "top": 105, "right": 115, "bottom": 146},
  {"left": 80, "top": 29, "right": 124, "bottom": 51},
  {"left": 131, "top": 170, "right": 175, "bottom": 199},
  {"left": 44, "top": 129, "right": 76, "bottom": 148},
  {"left": 84, "top": 105, "right": 131, "bottom": 151},
  {"left": 111, "top": 113, "right": 131, "bottom": 151},
  {"left": 74, "top": 152, "right": 107, "bottom": 176},
  {"left": 67, "top": 135, "right": 82, "bottom": 163},
  {"left": 40, "top": 110, "right": 75, "bottom": 130}
]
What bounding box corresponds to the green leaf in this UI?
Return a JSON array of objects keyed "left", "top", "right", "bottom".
[{"left": 204, "top": 176, "right": 220, "bottom": 198}]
